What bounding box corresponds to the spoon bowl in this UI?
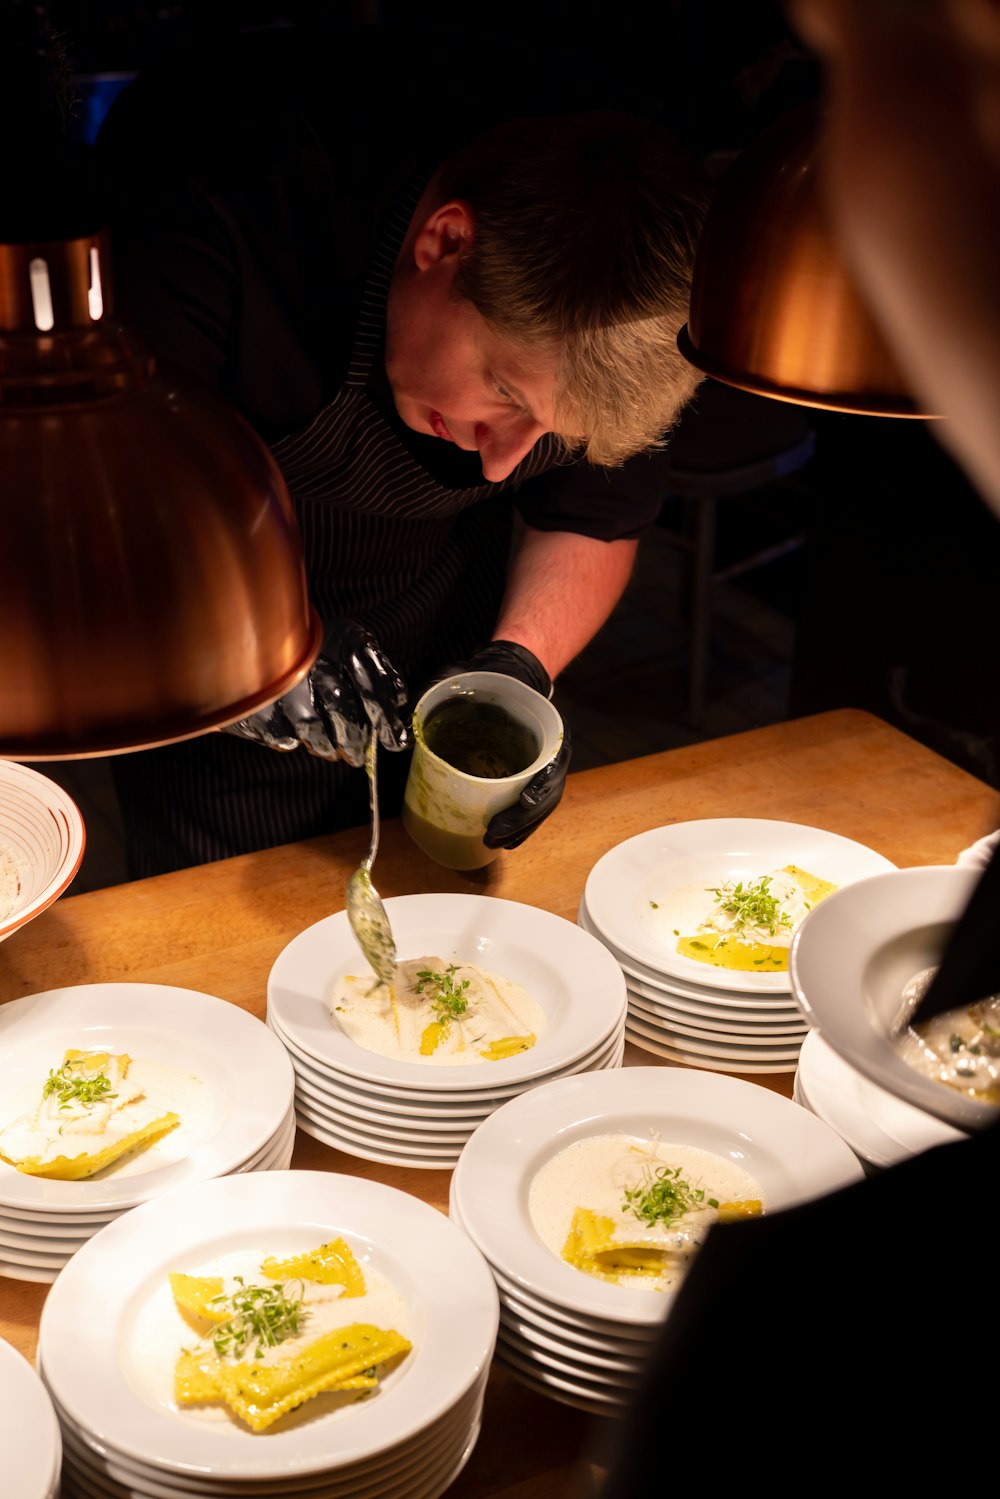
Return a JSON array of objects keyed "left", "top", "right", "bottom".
[{"left": 345, "top": 733, "right": 397, "bottom": 985}]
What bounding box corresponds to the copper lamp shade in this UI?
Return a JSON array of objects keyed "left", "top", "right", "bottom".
[
  {"left": 1, "top": 231, "right": 322, "bottom": 760},
  {"left": 678, "top": 104, "right": 940, "bottom": 418}
]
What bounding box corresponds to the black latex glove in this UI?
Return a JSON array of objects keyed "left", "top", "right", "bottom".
[
  {"left": 435, "top": 640, "right": 572, "bottom": 850},
  {"left": 224, "top": 619, "right": 410, "bottom": 764}
]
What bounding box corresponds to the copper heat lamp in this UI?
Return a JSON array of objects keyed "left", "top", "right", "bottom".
[
  {"left": 678, "top": 103, "right": 942, "bottom": 419},
  {"left": 0, "top": 230, "right": 322, "bottom": 760}
]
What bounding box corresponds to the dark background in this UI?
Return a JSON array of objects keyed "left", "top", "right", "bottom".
[{"left": 17, "top": 1, "right": 1000, "bottom": 801}]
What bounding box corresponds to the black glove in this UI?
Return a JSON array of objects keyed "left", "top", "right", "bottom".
[
  {"left": 435, "top": 640, "right": 572, "bottom": 850},
  {"left": 224, "top": 619, "right": 410, "bottom": 765}
]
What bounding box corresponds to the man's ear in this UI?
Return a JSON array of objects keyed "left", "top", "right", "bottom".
[{"left": 412, "top": 200, "right": 475, "bottom": 270}]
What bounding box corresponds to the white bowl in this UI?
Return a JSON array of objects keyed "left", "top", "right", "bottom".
[
  {"left": 789, "top": 864, "right": 998, "bottom": 1134},
  {"left": 0, "top": 762, "right": 85, "bottom": 944}
]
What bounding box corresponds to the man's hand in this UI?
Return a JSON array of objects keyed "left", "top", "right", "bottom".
[
  {"left": 435, "top": 639, "right": 572, "bottom": 850},
  {"left": 225, "top": 619, "right": 410, "bottom": 763}
]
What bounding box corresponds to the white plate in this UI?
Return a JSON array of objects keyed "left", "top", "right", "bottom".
[
  {"left": 626, "top": 987, "right": 808, "bottom": 1041},
  {"left": 0, "top": 1337, "right": 61, "bottom": 1499},
  {"left": 578, "top": 898, "right": 804, "bottom": 1008},
  {"left": 293, "top": 1111, "right": 462, "bottom": 1171},
  {"left": 499, "top": 1308, "right": 650, "bottom": 1376},
  {"left": 623, "top": 1018, "right": 799, "bottom": 1073},
  {"left": 497, "top": 1320, "right": 646, "bottom": 1390},
  {"left": 267, "top": 894, "right": 626, "bottom": 1090},
  {"left": 492, "top": 1340, "right": 629, "bottom": 1415},
  {"left": 292, "top": 1096, "right": 466, "bottom": 1158},
  {"left": 789, "top": 864, "right": 997, "bottom": 1133},
  {"left": 290, "top": 1081, "right": 486, "bottom": 1143},
  {"left": 277, "top": 1013, "right": 624, "bottom": 1118},
  {"left": 0, "top": 985, "right": 295, "bottom": 1212},
  {"left": 584, "top": 820, "right": 897, "bottom": 993},
  {"left": 451, "top": 1066, "right": 864, "bottom": 1329},
  {"left": 38, "top": 1171, "right": 498, "bottom": 1480},
  {"left": 626, "top": 991, "right": 806, "bottom": 1048},
  {"left": 795, "top": 1028, "right": 965, "bottom": 1167},
  {"left": 55, "top": 1372, "right": 486, "bottom": 1498},
  {"left": 42, "top": 1339, "right": 487, "bottom": 1499},
  {"left": 269, "top": 1005, "right": 625, "bottom": 1107},
  {"left": 0, "top": 1099, "right": 290, "bottom": 1249}
]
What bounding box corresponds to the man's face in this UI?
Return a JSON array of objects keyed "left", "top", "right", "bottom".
[{"left": 385, "top": 200, "right": 565, "bottom": 484}]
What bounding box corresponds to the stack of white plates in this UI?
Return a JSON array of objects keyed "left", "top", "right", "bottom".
[
  {"left": 0, "top": 1336, "right": 61, "bottom": 1499},
  {"left": 581, "top": 819, "right": 897, "bottom": 1072},
  {"left": 267, "top": 894, "right": 627, "bottom": 1169},
  {"left": 449, "top": 1066, "right": 865, "bottom": 1418},
  {"left": 794, "top": 1021, "right": 966, "bottom": 1170},
  {"left": 0, "top": 984, "right": 296, "bottom": 1282},
  {"left": 38, "top": 1171, "right": 499, "bottom": 1499}
]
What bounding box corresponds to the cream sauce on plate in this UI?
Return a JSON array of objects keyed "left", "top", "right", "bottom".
[
  {"left": 528, "top": 1132, "right": 765, "bottom": 1293},
  {"left": 328, "top": 956, "right": 546, "bottom": 1065},
  {"left": 640, "top": 865, "right": 837, "bottom": 973}
]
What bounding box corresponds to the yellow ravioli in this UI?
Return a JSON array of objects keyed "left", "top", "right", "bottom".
[
  {"left": 479, "top": 1034, "right": 536, "bottom": 1061},
  {"left": 561, "top": 1208, "right": 665, "bottom": 1281},
  {"left": 174, "top": 1323, "right": 411, "bottom": 1432},
  {"left": 169, "top": 1273, "right": 229, "bottom": 1322},
  {"left": 14, "top": 1111, "right": 180, "bottom": 1179},
  {"left": 260, "top": 1238, "right": 366, "bottom": 1296}
]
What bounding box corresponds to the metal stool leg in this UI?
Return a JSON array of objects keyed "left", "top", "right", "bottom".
[{"left": 688, "top": 493, "right": 717, "bottom": 727}]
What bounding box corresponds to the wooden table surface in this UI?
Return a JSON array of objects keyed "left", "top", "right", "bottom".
[{"left": 1, "top": 708, "right": 997, "bottom": 1497}]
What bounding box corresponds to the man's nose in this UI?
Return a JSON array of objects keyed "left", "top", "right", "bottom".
[{"left": 476, "top": 418, "right": 546, "bottom": 483}]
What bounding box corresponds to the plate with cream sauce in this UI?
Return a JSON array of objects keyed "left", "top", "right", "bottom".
[{"left": 584, "top": 819, "right": 897, "bottom": 994}]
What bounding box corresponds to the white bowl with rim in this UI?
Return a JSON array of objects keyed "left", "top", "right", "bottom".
[
  {"left": 0, "top": 762, "right": 85, "bottom": 944},
  {"left": 790, "top": 864, "right": 999, "bottom": 1135}
]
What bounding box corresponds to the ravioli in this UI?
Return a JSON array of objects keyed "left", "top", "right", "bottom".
[
  {"left": 0, "top": 1049, "right": 180, "bottom": 1179},
  {"left": 530, "top": 1134, "right": 765, "bottom": 1293},
  {"left": 170, "top": 1238, "right": 411, "bottom": 1432},
  {"left": 330, "top": 956, "right": 545, "bottom": 1066}
]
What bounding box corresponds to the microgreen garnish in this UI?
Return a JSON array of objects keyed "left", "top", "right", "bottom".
[
  {"left": 708, "top": 875, "right": 793, "bottom": 938},
  {"left": 42, "top": 1060, "right": 117, "bottom": 1110},
  {"left": 623, "top": 1165, "right": 719, "bottom": 1228},
  {"left": 415, "top": 965, "right": 471, "bottom": 1023},
  {"left": 211, "top": 1277, "right": 306, "bottom": 1360}
]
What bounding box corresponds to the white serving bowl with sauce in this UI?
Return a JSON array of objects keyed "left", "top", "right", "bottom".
[
  {"left": 790, "top": 864, "right": 998, "bottom": 1135},
  {"left": 0, "top": 761, "right": 85, "bottom": 945}
]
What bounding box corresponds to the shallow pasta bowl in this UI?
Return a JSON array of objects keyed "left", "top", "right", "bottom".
[
  {"left": 789, "top": 864, "right": 998, "bottom": 1134},
  {"left": 0, "top": 762, "right": 85, "bottom": 943}
]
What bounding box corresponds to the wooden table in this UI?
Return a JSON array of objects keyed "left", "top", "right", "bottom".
[{"left": 1, "top": 708, "right": 996, "bottom": 1497}]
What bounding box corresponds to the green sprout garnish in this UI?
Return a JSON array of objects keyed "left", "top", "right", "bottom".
[
  {"left": 210, "top": 1277, "right": 306, "bottom": 1360},
  {"left": 415, "top": 965, "right": 471, "bottom": 1023},
  {"left": 623, "top": 1164, "right": 719, "bottom": 1228},
  {"left": 708, "top": 875, "right": 793, "bottom": 938},
  {"left": 42, "top": 1060, "right": 117, "bottom": 1110}
]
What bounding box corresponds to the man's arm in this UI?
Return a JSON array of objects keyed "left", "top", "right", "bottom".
[{"left": 491, "top": 525, "right": 638, "bottom": 682}]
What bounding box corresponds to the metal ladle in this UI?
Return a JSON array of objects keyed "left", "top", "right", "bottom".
[{"left": 345, "top": 731, "right": 397, "bottom": 986}]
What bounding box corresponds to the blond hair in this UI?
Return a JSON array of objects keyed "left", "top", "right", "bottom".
[{"left": 439, "top": 111, "right": 710, "bottom": 465}]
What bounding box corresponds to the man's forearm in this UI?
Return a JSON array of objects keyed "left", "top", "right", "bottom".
[{"left": 492, "top": 526, "right": 639, "bottom": 682}]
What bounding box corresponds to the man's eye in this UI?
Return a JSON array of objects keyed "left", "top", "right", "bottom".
[{"left": 494, "top": 382, "right": 513, "bottom": 401}]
